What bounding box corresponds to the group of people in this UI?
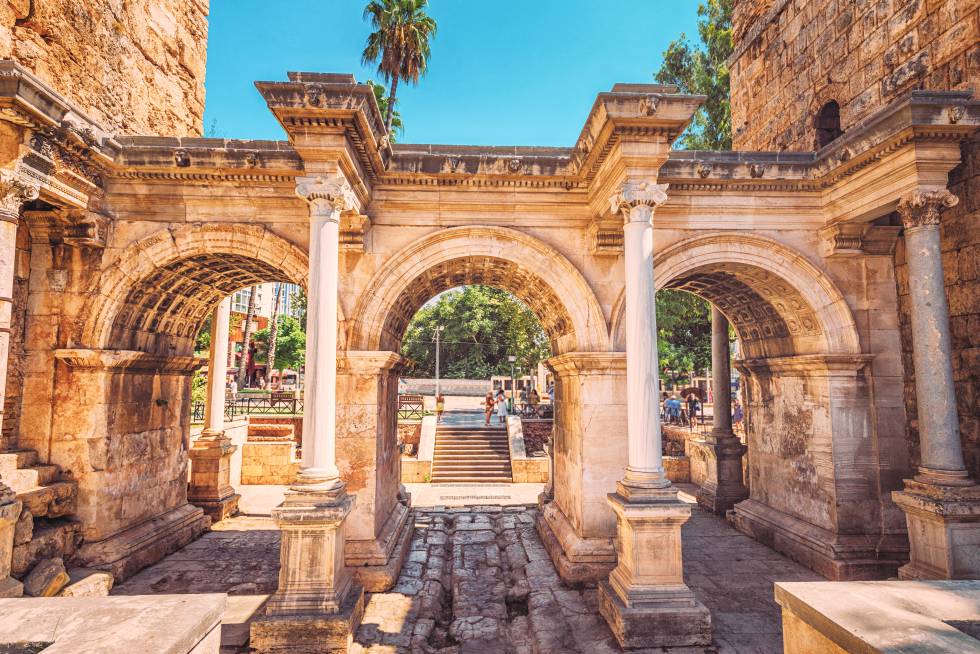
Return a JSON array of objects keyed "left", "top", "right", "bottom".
[
  {"left": 483, "top": 387, "right": 546, "bottom": 425},
  {"left": 661, "top": 392, "right": 744, "bottom": 429}
]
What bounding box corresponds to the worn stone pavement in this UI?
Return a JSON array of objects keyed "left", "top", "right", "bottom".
[{"left": 112, "top": 491, "right": 820, "bottom": 653}]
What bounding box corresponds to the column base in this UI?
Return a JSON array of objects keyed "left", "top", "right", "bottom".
[
  {"left": 188, "top": 436, "right": 239, "bottom": 523},
  {"left": 345, "top": 501, "right": 413, "bottom": 592},
  {"left": 692, "top": 435, "right": 748, "bottom": 515},
  {"left": 0, "top": 575, "right": 23, "bottom": 598},
  {"left": 76, "top": 503, "right": 211, "bottom": 581},
  {"left": 534, "top": 500, "right": 616, "bottom": 587},
  {"left": 598, "top": 579, "right": 711, "bottom": 649},
  {"left": 891, "top": 478, "right": 980, "bottom": 580},
  {"left": 191, "top": 493, "right": 241, "bottom": 523},
  {"left": 250, "top": 584, "right": 365, "bottom": 654},
  {"left": 729, "top": 499, "right": 907, "bottom": 580}
]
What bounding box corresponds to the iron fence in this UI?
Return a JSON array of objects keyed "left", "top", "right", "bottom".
[{"left": 191, "top": 396, "right": 304, "bottom": 421}]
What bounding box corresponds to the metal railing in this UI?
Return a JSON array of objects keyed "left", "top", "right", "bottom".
[{"left": 191, "top": 396, "right": 304, "bottom": 421}]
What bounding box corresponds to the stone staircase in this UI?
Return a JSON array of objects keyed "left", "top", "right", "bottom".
[
  {"left": 431, "top": 425, "right": 512, "bottom": 483},
  {"left": 0, "top": 449, "right": 81, "bottom": 577}
]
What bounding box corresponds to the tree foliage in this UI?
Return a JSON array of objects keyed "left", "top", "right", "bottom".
[
  {"left": 362, "top": 0, "right": 437, "bottom": 134},
  {"left": 656, "top": 290, "right": 712, "bottom": 382},
  {"left": 253, "top": 315, "right": 306, "bottom": 373},
  {"left": 400, "top": 286, "right": 550, "bottom": 380},
  {"left": 655, "top": 0, "right": 733, "bottom": 150},
  {"left": 368, "top": 80, "right": 404, "bottom": 141}
]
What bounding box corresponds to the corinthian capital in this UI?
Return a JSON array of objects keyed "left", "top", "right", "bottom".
[
  {"left": 897, "top": 189, "right": 959, "bottom": 230},
  {"left": 296, "top": 174, "right": 358, "bottom": 220},
  {"left": 609, "top": 180, "right": 669, "bottom": 223},
  {"left": 0, "top": 169, "right": 40, "bottom": 222}
]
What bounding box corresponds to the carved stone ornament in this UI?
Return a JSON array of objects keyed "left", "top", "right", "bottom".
[
  {"left": 243, "top": 152, "right": 258, "bottom": 168},
  {"left": 295, "top": 174, "right": 358, "bottom": 218},
  {"left": 696, "top": 162, "right": 712, "bottom": 179},
  {"left": 64, "top": 211, "right": 109, "bottom": 249},
  {"left": 306, "top": 86, "right": 323, "bottom": 107},
  {"left": 749, "top": 164, "right": 765, "bottom": 179},
  {"left": 609, "top": 180, "right": 669, "bottom": 219},
  {"left": 897, "top": 189, "right": 959, "bottom": 230},
  {"left": 948, "top": 105, "right": 965, "bottom": 124},
  {"left": 174, "top": 149, "right": 190, "bottom": 168},
  {"left": 507, "top": 158, "right": 523, "bottom": 173},
  {"left": 638, "top": 96, "right": 660, "bottom": 116},
  {"left": 0, "top": 169, "right": 40, "bottom": 220}
]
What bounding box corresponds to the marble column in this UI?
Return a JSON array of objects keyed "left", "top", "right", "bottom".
[
  {"left": 188, "top": 297, "right": 240, "bottom": 522},
  {"left": 891, "top": 189, "right": 980, "bottom": 580},
  {"left": 695, "top": 307, "right": 748, "bottom": 514},
  {"left": 598, "top": 180, "right": 710, "bottom": 649},
  {"left": 0, "top": 170, "right": 36, "bottom": 598},
  {"left": 251, "top": 174, "right": 364, "bottom": 654}
]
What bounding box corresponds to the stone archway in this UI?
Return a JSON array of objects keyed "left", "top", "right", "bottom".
[
  {"left": 55, "top": 223, "right": 309, "bottom": 579},
  {"left": 610, "top": 232, "right": 904, "bottom": 579},
  {"left": 339, "top": 226, "right": 613, "bottom": 589},
  {"left": 349, "top": 226, "right": 610, "bottom": 355}
]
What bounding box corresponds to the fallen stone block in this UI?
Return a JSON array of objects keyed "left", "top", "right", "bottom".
[
  {"left": 24, "top": 557, "right": 69, "bottom": 597},
  {"left": 58, "top": 568, "right": 114, "bottom": 597},
  {"left": 13, "top": 507, "right": 32, "bottom": 546}
]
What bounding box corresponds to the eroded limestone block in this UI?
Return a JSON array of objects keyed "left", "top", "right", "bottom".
[
  {"left": 24, "top": 557, "right": 69, "bottom": 597},
  {"left": 13, "top": 507, "right": 32, "bottom": 546},
  {"left": 58, "top": 568, "right": 114, "bottom": 597}
]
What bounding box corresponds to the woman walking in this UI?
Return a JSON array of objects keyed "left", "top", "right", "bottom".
[
  {"left": 496, "top": 390, "right": 508, "bottom": 424},
  {"left": 484, "top": 391, "right": 495, "bottom": 426}
]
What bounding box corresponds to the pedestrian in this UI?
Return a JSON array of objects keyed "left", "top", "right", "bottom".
[
  {"left": 669, "top": 395, "right": 681, "bottom": 424},
  {"left": 732, "top": 400, "right": 744, "bottom": 430},
  {"left": 229, "top": 377, "right": 238, "bottom": 401},
  {"left": 686, "top": 393, "right": 699, "bottom": 427},
  {"left": 435, "top": 394, "right": 445, "bottom": 423},
  {"left": 529, "top": 388, "right": 541, "bottom": 417},
  {"left": 496, "top": 390, "right": 508, "bottom": 424},
  {"left": 484, "top": 391, "right": 495, "bottom": 426}
]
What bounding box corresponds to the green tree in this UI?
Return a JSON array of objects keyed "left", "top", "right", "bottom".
[
  {"left": 368, "top": 80, "right": 404, "bottom": 141},
  {"left": 236, "top": 286, "right": 259, "bottom": 388},
  {"left": 400, "top": 286, "right": 550, "bottom": 380},
  {"left": 253, "top": 315, "right": 306, "bottom": 373},
  {"left": 362, "top": 0, "right": 437, "bottom": 134},
  {"left": 656, "top": 290, "right": 712, "bottom": 383},
  {"left": 656, "top": 0, "right": 733, "bottom": 150}
]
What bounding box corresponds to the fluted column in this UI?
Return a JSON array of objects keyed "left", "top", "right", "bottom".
[
  {"left": 0, "top": 170, "right": 35, "bottom": 599},
  {"left": 695, "top": 307, "right": 748, "bottom": 514},
  {"left": 204, "top": 298, "right": 231, "bottom": 436},
  {"left": 898, "top": 190, "right": 971, "bottom": 486},
  {"left": 613, "top": 180, "right": 670, "bottom": 496},
  {"left": 599, "top": 180, "right": 710, "bottom": 649},
  {"left": 293, "top": 174, "right": 357, "bottom": 493},
  {"left": 188, "top": 297, "right": 239, "bottom": 521},
  {"left": 891, "top": 189, "right": 980, "bottom": 581},
  {"left": 253, "top": 174, "right": 364, "bottom": 651}
]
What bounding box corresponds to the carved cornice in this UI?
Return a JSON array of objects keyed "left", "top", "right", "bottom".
[
  {"left": 736, "top": 354, "right": 875, "bottom": 377},
  {"left": 55, "top": 349, "right": 206, "bottom": 374},
  {"left": 897, "top": 190, "right": 959, "bottom": 230},
  {"left": 544, "top": 351, "right": 627, "bottom": 375}
]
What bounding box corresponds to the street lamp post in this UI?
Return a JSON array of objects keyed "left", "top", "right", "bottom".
[
  {"left": 508, "top": 354, "right": 517, "bottom": 414},
  {"left": 434, "top": 325, "right": 444, "bottom": 398}
]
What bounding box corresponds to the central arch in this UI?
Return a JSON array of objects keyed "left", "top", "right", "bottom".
[{"left": 349, "top": 226, "right": 610, "bottom": 354}]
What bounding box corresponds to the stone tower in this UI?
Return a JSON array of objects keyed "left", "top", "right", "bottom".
[{"left": 730, "top": 0, "right": 980, "bottom": 476}]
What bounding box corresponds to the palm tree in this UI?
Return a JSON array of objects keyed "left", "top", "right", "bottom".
[
  {"left": 267, "top": 283, "right": 283, "bottom": 382},
  {"left": 362, "top": 0, "right": 437, "bottom": 135},
  {"left": 236, "top": 286, "right": 259, "bottom": 389}
]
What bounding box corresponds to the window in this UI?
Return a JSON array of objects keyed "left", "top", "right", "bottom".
[{"left": 815, "top": 101, "right": 844, "bottom": 148}]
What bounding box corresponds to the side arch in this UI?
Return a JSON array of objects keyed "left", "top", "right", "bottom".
[
  {"left": 349, "top": 226, "right": 610, "bottom": 354},
  {"left": 609, "top": 232, "right": 861, "bottom": 358},
  {"left": 78, "top": 223, "right": 310, "bottom": 354}
]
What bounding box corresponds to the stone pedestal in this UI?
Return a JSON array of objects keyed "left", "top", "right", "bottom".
[
  {"left": 891, "top": 480, "right": 980, "bottom": 580},
  {"left": 250, "top": 488, "right": 364, "bottom": 653},
  {"left": 597, "top": 486, "right": 711, "bottom": 649},
  {"left": 695, "top": 433, "right": 749, "bottom": 514},
  {"left": 0, "top": 485, "right": 23, "bottom": 597},
  {"left": 187, "top": 433, "right": 240, "bottom": 522}
]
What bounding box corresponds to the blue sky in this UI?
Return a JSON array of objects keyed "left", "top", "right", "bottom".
[{"left": 203, "top": 1, "right": 700, "bottom": 146}]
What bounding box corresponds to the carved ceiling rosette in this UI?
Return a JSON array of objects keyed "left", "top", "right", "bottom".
[{"left": 897, "top": 189, "right": 959, "bottom": 230}]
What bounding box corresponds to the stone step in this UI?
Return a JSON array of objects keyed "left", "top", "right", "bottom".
[
  {"left": 4, "top": 465, "right": 60, "bottom": 491},
  {"left": 429, "top": 476, "right": 514, "bottom": 483},
  {"left": 437, "top": 437, "right": 509, "bottom": 443},
  {"left": 432, "top": 463, "right": 513, "bottom": 471},
  {"left": 431, "top": 465, "right": 513, "bottom": 474},
  {"left": 432, "top": 454, "right": 511, "bottom": 461},
  {"left": 0, "top": 449, "right": 39, "bottom": 475},
  {"left": 11, "top": 517, "right": 83, "bottom": 577},
  {"left": 17, "top": 481, "right": 78, "bottom": 519}
]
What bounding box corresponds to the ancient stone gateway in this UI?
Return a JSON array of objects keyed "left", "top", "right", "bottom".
[{"left": 0, "top": 63, "right": 977, "bottom": 650}]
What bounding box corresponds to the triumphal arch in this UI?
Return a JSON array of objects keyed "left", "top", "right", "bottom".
[{"left": 0, "top": 61, "right": 977, "bottom": 649}]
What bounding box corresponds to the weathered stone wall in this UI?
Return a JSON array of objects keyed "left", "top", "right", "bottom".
[
  {"left": 731, "top": 0, "right": 980, "bottom": 479},
  {"left": 730, "top": 0, "right": 978, "bottom": 152},
  {"left": 0, "top": 0, "right": 209, "bottom": 136}
]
